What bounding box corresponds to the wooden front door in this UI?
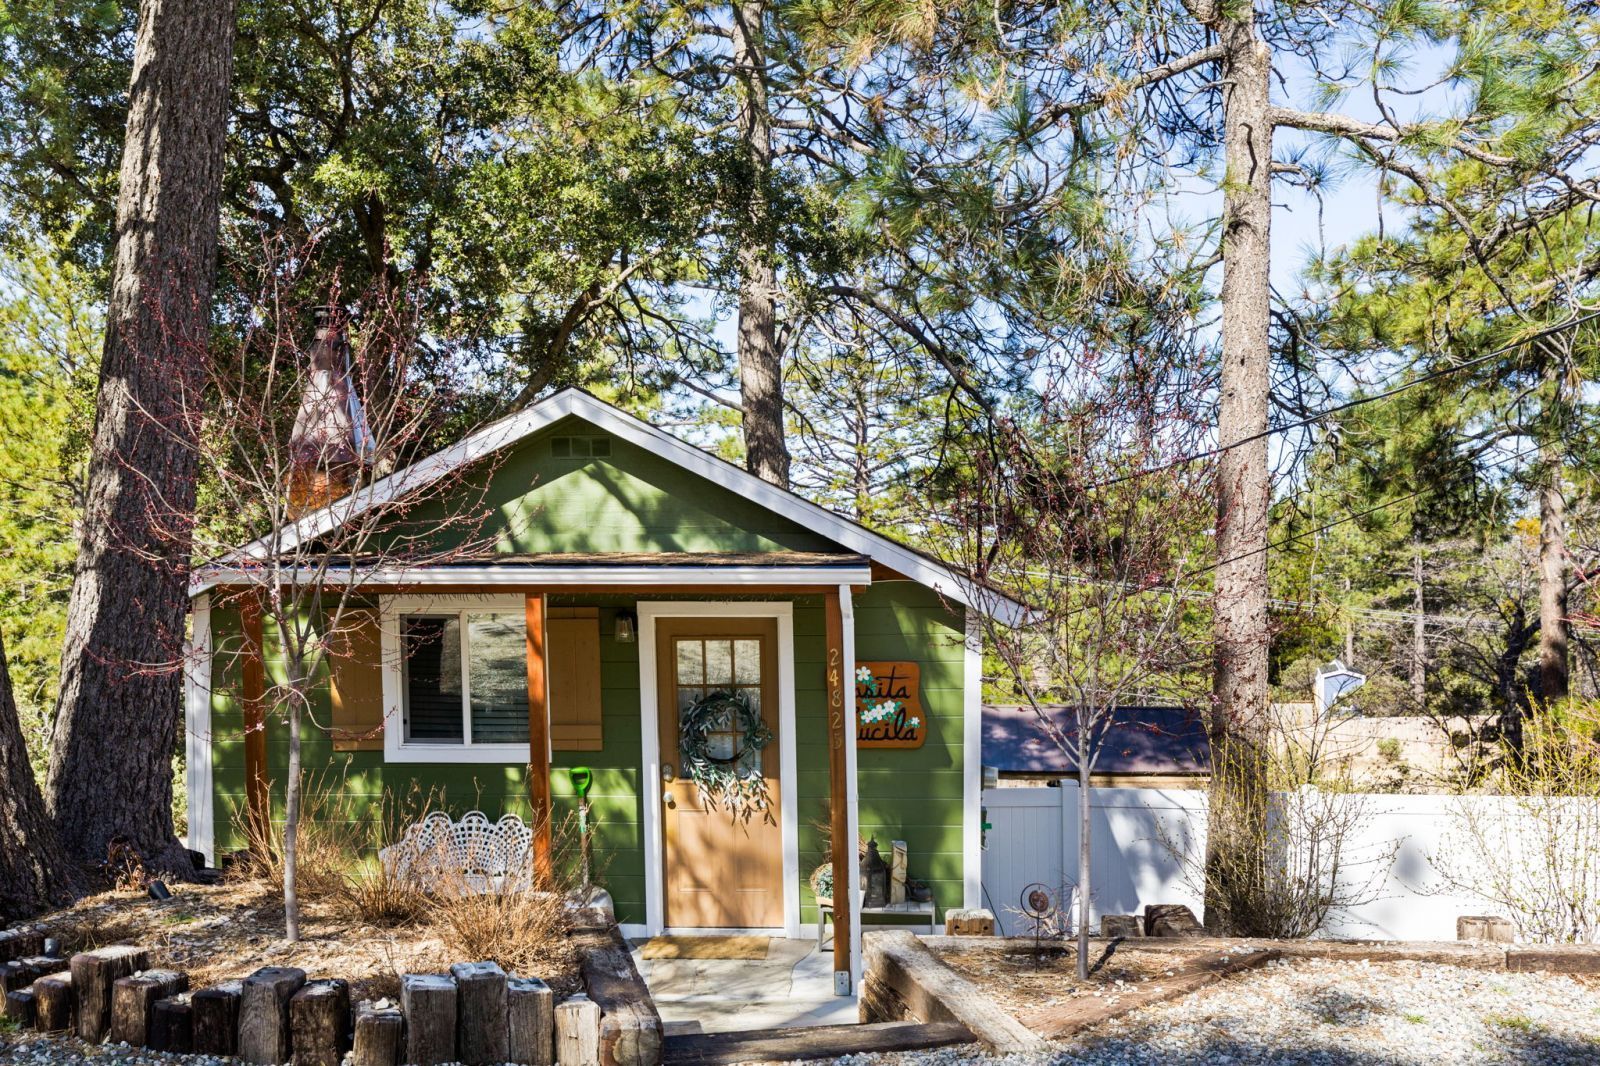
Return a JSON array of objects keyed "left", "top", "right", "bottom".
[{"left": 656, "top": 617, "right": 783, "bottom": 929}]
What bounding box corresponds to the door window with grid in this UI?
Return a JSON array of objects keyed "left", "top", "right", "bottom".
[{"left": 675, "top": 637, "right": 763, "bottom": 773}]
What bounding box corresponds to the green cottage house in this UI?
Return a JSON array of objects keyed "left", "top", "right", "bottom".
[{"left": 181, "top": 388, "right": 1024, "bottom": 990}]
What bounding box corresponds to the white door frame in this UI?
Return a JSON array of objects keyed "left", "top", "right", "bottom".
[{"left": 638, "top": 602, "right": 800, "bottom": 938}]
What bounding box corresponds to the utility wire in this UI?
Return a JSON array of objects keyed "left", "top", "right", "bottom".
[
  {"left": 986, "top": 408, "right": 1600, "bottom": 627},
  {"left": 1187, "top": 407, "right": 1600, "bottom": 584},
  {"left": 1079, "top": 309, "right": 1600, "bottom": 492}
]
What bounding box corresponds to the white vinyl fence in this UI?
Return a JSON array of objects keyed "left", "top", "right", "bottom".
[{"left": 981, "top": 782, "right": 1538, "bottom": 941}]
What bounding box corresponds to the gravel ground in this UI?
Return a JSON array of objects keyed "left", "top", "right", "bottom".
[
  {"left": 0, "top": 1033, "right": 231, "bottom": 1066},
  {"left": 814, "top": 958, "right": 1600, "bottom": 1066},
  {"left": 4, "top": 957, "right": 1599, "bottom": 1065}
]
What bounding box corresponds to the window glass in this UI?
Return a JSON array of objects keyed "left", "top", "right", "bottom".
[
  {"left": 704, "top": 707, "right": 738, "bottom": 761},
  {"left": 676, "top": 639, "right": 703, "bottom": 685},
  {"left": 468, "top": 612, "right": 529, "bottom": 743},
  {"left": 402, "top": 616, "right": 463, "bottom": 742},
  {"left": 733, "top": 639, "right": 760, "bottom": 685},
  {"left": 705, "top": 639, "right": 733, "bottom": 686}
]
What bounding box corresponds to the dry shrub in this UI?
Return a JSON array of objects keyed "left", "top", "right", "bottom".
[
  {"left": 425, "top": 884, "right": 576, "bottom": 979},
  {"left": 337, "top": 784, "right": 438, "bottom": 927},
  {"left": 1437, "top": 704, "right": 1600, "bottom": 943},
  {"left": 423, "top": 812, "right": 582, "bottom": 980},
  {"left": 1166, "top": 706, "right": 1393, "bottom": 939},
  {"left": 225, "top": 767, "right": 363, "bottom": 901},
  {"left": 102, "top": 838, "right": 149, "bottom": 893}
]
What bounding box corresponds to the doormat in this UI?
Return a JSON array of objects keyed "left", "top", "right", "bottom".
[{"left": 639, "top": 935, "right": 772, "bottom": 960}]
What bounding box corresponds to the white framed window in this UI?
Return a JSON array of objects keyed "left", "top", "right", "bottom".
[{"left": 380, "top": 594, "right": 531, "bottom": 763}]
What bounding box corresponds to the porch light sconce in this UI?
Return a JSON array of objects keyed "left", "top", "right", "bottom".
[{"left": 614, "top": 610, "right": 637, "bottom": 644}]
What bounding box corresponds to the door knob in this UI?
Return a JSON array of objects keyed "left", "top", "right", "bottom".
[{"left": 663, "top": 792, "right": 676, "bottom": 809}]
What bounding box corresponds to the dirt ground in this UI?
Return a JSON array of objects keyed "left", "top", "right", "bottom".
[
  {"left": 931, "top": 943, "right": 1208, "bottom": 1015},
  {"left": 36, "top": 878, "right": 583, "bottom": 1001}
]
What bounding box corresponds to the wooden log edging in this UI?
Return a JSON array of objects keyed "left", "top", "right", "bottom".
[
  {"left": 1, "top": 947, "right": 570, "bottom": 1066},
  {"left": 574, "top": 922, "right": 663, "bottom": 1066},
  {"left": 860, "top": 929, "right": 1047, "bottom": 1055},
  {"left": 922, "top": 934, "right": 1600, "bottom": 973},
  {"left": 2, "top": 911, "right": 643, "bottom": 1066},
  {"left": 663, "top": 1020, "right": 974, "bottom": 1066}
]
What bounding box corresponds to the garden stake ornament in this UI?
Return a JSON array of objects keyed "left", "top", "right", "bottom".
[
  {"left": 571, "top": 766, "right": 594, "bottom": 890},
  {"left": 1021, "top": 882, "right": 1058, "bottom": 962}
]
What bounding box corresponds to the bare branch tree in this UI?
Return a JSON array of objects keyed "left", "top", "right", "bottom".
[
  {"left": 144, "top": 233, "right": 511, "bottom": 940},
  {"left": 936, "top": 376, "right": 1214, "bottom": 977}
]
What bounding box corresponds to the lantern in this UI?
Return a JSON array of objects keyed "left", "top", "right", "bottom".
[{"left": 862, "top": 838, "right": 889, "bottom": 908}]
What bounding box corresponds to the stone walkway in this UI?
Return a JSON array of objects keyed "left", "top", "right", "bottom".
[{"left": 632, "top": 936, "right": 859, "bottom": 1035}]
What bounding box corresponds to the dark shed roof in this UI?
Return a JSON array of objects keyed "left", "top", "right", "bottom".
[{"left": 982, "top": 704, "right": 1210, "bottom": 775}]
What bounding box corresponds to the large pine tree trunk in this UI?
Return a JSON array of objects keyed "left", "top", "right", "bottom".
[
  {"left": 1537, "top": 374, "right": 1569, "bottom": 706},
  {"left": 731, "top": 0, "right": 789, "bottom": 487},
  {"left": 0, "top": 630, "right": 80, "bottom": 920},
  {"left": 1202, "top": 7, "right": 1275, "bottom": 936},
  {"left": 46, "top": 0, "right": 237, "bottom": 871}
]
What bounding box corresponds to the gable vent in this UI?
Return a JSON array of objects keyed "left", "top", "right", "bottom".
[{"left": 551, "top": 435, "right": 612, "bottom": 459}]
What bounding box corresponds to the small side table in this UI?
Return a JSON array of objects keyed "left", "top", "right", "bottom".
[{"left": 817, "top": 897, "right": 938, "bottom": 946}]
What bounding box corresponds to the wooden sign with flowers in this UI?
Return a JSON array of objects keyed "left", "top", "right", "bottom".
[{"left": 855, "top": 661, "right": 927, "bottom": 749}]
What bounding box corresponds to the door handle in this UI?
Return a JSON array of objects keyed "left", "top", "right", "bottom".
[{"left": 663, "top": 792, "right": 676, "bottom": 809}]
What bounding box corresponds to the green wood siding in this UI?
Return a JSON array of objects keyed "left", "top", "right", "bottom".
[
  {"left": 800, "top": 583, "right": 968, "bottom": 927},
  {"left": 208, "top": 601, "right": 649, "bottom": 924},
  {"left": 398, "top": 417, "right": 839, "bottom": 555}
]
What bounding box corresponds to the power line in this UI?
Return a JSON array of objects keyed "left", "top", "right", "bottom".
[
  {"left": 982, "top": 408, "right": 1600, "bottom": 626},
  {"left": 1190, "top": 406, "right": 1600, "bottom": 583},
  {"left": 1080, "top": 309, "right": 1600, "bottom": 492}
]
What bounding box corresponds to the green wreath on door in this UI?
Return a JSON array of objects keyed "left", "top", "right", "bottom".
[{"left": 678, "top": 689, "right": 775, "bottom": 825}]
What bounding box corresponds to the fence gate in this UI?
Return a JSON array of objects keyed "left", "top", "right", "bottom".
[{"left": 981, "top": 782, "right": 1208, "bottom": 936}]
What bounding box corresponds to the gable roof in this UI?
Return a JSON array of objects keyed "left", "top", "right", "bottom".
[{"left": 213, "top": 388, "right": 1028, "bottom": 623}]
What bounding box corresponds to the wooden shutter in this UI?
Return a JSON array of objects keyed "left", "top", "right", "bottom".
[
  {"left": 548, "top": 607, "right": 603, "bottom": 751},
  {"left": 329, "top": 609, "right": 384, "bottom": 752}
]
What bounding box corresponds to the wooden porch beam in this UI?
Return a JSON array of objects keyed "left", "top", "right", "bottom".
[
  {"left": 525, "top": 591, "right": 554, "bottom": 882},
  {"left": 240, "top": 596, "right": 270, "bottom": 849},
  {"left": 824, "top": 590, "right": 853, "bottom": 986}
]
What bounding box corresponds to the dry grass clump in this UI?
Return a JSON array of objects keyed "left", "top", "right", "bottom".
[
  {"left": 425, "top": 884, "right": 577, "bottom": 979},
  {"left": 335, "top": 785, "right": 440, "bottom": 927},
  {"left": 420, "top": 811, "right": 584, "bottom": 979},
  {"left": 340, "top": 856, "right": 428, "bottom": 926},
  {"left": 55, "top": 911, "right": 141, "bottom": 954},
  {"left": 225, "top": 768, "right": 366, "bottom": 902}
]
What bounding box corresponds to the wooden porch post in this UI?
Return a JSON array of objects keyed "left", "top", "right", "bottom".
[
  {"left": 525, "top": 592, "right": 554, "bottom": 882},
  {"left": 240, "top": 595, "right": 270, "bottom": 850},
  {"left": 824, "top": 590, "right": 853, "bottom": 987}
]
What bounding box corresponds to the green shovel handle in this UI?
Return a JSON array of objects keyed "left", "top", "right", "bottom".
[{"left": 569, "top": 766, "right": 594, "bottom": 800}]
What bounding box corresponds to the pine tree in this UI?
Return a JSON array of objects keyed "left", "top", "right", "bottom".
[
  {"left": 0, "top": 628, "right": 79, "bottom": 919},
  {"left": 812, "top": 0, "right": 1561, "bottom": 931},
  {"left": 46, "top": 0, "right": 238, "bottom": 871}
]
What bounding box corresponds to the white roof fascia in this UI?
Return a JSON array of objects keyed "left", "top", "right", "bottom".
[
  {"left": 211, "top": 390, "right": 1027, "bottom": 624},
  {"left": 189, "top": 563, "right": 875, "bottom": 597}
]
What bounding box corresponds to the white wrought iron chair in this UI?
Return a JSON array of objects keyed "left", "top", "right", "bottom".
[{"left": 379, "top": 810, "right": 535, "bottom": 895}]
